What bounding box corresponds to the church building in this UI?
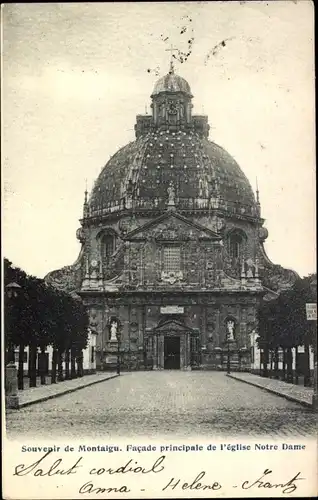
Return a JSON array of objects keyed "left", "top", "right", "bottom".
[{"left": 46, "top": 62, "right": 297, "bottom": 371}]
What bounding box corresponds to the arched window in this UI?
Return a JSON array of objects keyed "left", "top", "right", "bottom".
[
  {"left": 101, "top": 233, "right": 116, "bottom": 265},
  {"left": 227, "top": 230, "right": 246, "bottom": 260}
]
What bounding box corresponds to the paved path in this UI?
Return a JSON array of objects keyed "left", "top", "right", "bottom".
[
  {"left": 227, "top": 372, "right": 314, "bottom": 407},
  {"left": 6, "top": 372, "right": 317, "bottom": 439},
  {"left": 16, "top": 372, "right": 118, "bottom": 408}
]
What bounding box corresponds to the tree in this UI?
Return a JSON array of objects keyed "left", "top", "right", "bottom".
[
  {"left": 257, "top": 273, "right": 317, "bottom": 382},
  {"left": 4, "top": 258, "right": 89, "bottom": 387}
]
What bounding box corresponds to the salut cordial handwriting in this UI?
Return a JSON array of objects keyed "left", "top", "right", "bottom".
[{"left": 13, "top": 450, "right": 305, "bottom": 495}]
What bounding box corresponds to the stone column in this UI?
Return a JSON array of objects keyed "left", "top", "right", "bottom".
[
  {"left": 5, "top": 363, "right": 19, "bottom": 409},
  {"left": 201, "top": 306, "right": 207, "bottom": 348},
  {"left": 186, "top": 333, "right": 191, "bottom": 370},
  {"left": 159, "top": 335, "right": 164, "bottom": 369},
  {"left": 180, "top": 336, "right": 185, "bottom": 369},
  {"left": 153, "top": 335, "right": 158, "bottom": 370},
  {"left": 141, "top": 306, "right": 146, "bottom": 348},
  {"left": 215, "top": 309, "right": 220, "bottom": 346}
]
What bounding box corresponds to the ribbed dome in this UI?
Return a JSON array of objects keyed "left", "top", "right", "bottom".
[
  {"left": 89, "top": 130, "right": 257, "bottom": 217},
  {"left": 152, "top": 72, "right": 192, "bottom": 97}
]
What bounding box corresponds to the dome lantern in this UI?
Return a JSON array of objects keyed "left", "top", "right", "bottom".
[
  {"left": 148, "top": 51, "right": 193, "bottom": 131},
  {"left": 150, "top": 67, "right": 193, "bottom": 131}
]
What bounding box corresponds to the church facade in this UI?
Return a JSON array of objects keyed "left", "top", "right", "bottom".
[{"left": 46, "top": 63, "right": 297, "bottom": 371}]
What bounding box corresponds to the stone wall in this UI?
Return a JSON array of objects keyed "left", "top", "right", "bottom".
[{"left": 85, "top": 295, "right": 259, "bottom": 371}]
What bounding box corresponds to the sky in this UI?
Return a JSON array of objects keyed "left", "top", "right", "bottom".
[{"left": 2, "top": 1, "right": 315, "bottom": 279}]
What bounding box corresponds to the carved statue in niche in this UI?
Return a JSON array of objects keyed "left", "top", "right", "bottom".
[
  {"left": 109, "top": 319, "right": 118, "bottom": 342},
  {"left": 89, "top": 308, "right": 98, "bottom": 328},
  {"left": 226, "top": 319, "right": 235, "bottom": 341},
  {"left": 245, "top": 258, "right": 255, "bottom": 278},
  {"left": 167, "top": 182, "right": 176, "bottom": 206}
]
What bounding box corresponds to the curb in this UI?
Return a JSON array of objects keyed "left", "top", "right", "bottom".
[
  {"left": 226, "top": 373, "right": 313, "bottom": 409},
  {"left": 17, "top": 374, "right": 119, "bottom": 409}
]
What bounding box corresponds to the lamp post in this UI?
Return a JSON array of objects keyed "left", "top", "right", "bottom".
[
  {"left": 309, "top": 278, "right": 317, "bottom": 410},
  {"left": 143, "top": 340, "right": 147, "bottom": 371},
  {"left": 5, "top": 282, "right": 22, "bottom": 409},
  {"left": 224, "top": 338, "right": 235, "bottom": 374},
  {"left": 116, "top": 329, "right": 122, "bottom": 375},
  {"left": 5, "top": 282, "right": 22, "bottom": 361}
]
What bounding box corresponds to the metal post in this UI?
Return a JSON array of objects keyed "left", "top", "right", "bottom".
[
  {"left": 286, "top": 347, "right": 294, "bottom": 383},
  {"left": 58, "top": 350, "right": 64, "bottom": 381},
  {"left": 116, "top": 346, "right": 120, "bottom": 375},
  {"left": 116, "top": 332, "right": 121, "bottom": 375},
  {"left": 274, "top": 347, "right": 279, "bottom": 380},
  {"left": 51, "top": 349, "right": 57, "bottom": 384},
  {"left": 307, "top": 280, "right": 317, "bottom": 409},
  {"left": 313, "top": 361, "right": 318, "bottom": 411},
  {"left": 143, "top": 338, "right": 147, "bottom": 370},
  {"left": 18, "top": 344, "right": 24, "bottom": 390},
  {"left": 312, "top": 321, "right": 317, "bottom": 410},
  {"left": 294, "top": 346, "right": 299, "bottom": 385},
  {"left": 263, "top": 346, "right": 268, "bottom": 378},
  {"left": 304, "top": 340, "right": 311, "bottom": 387},
  {"left": 227, "top": 341, "right": 231, "bottom": 374}
]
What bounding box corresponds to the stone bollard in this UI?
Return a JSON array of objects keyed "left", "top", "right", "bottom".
[
  {"left": 312, "top": 361, "right": 318, "bottom": 411},
  {"left": 5, "top": 362, "right": 19, "bottom": 409}
]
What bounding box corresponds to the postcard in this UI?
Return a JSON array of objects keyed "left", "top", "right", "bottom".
[{"left": 2, "top": 1, "right": 317, "bottom": 499}]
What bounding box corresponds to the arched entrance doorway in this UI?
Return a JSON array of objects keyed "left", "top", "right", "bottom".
[
  {"left": 147, "top": 318, "right": 199, "bottom": 370},
  {"left": 164, "top": 336, "right": 180, "bottom": 369}
]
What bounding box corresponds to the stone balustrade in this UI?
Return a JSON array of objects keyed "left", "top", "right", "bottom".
[{"left": 88, "top": 196, "right": 259, "bottom": 219}]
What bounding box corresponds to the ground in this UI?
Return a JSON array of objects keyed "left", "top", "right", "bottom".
[{"left": 6, "top": 372, "right": 317, "bottom": 438}]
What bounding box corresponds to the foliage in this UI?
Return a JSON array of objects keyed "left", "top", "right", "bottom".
[
  {"left": 4, "top": 258, "right": 89, "bottom": 352},
  {"left": 257, "top": 273, "right": 317, "bottom": 349}
]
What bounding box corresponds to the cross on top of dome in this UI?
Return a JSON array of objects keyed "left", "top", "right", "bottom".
[
  {"left": 151, "top": 45, "right": 192, "bottom": 97},
  {"left": 165, "top": 44, "right": 179, "bottom": 75}
]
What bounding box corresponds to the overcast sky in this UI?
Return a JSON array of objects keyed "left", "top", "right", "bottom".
[{"left": 2, "top": 1, "right": 315, "bottom": 279}]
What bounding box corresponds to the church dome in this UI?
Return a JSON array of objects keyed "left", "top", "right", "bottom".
[
  {"left": 89, "top": 131, "right": 257, "bottom": 217},
  {"left": 152, "top": 72, "right": 192, "bottom": 97},
  {"left": 88, "top": 69, "right": 258, "bottom": 219}
]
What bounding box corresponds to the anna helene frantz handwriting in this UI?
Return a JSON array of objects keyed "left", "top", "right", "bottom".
[{"left": 13, "top": 451, "right": 305, "bottom": 495}]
